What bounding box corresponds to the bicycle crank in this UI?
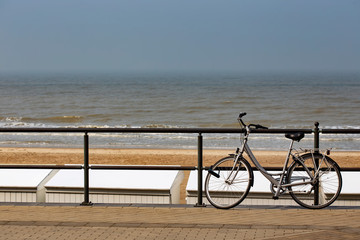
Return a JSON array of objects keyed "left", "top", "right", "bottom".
[{"left": 270, "top": 183, "right": 286, "bottom": 195}]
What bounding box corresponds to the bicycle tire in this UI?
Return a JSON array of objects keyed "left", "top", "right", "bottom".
[
  {"left": 287, "top": 153, "right": 342, "bottom": 209},
  {"left": 205, "top": 156, "right": 253, "bottom": 209}
]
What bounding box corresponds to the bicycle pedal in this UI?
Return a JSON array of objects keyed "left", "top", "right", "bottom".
[{"left": 273, "top": 196, "right": 279, "bottom": 200}]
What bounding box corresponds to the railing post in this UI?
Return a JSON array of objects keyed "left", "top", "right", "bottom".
[
  {"left": 314, "top": 122, "right": 320, "bottom": 206},
  {"left": 195, "top": 133, "right": 206, "bottom": 207},
  {"left": 314, "top": 122, "right": 320, "bottom": 153},
  {"left": 81, "top": 132, "right": 92, "bottom": 206}
]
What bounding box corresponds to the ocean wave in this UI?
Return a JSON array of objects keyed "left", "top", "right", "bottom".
[
  {"left": 0, "top": 117, "right": 46, "bottom": 128},
  {"left": 1, "top": 119, "right": 358, "bottom": 134},
  {"left": 0, "top": 140, "right": 57, "bottom": 146},
  {"left": 321, "top": 125, "right": 360, "bottom": 129},
  {"left": 0, "top": 116, "right": 84, "bottom": 127},
  {"left": 0, "top": 131, "right": 359, "bottom": 150},
  {"left": 1, "top": 117, "right": 22, "bottom": 122},
  {"left": 27, "top": 116, "right": 84, "bottom": 123},
  {"left": 141, "top": 124, "right": 180, "bottom": 128}
]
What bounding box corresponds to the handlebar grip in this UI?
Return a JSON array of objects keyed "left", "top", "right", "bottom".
[
  {"left": 238, "top": 112, "right": 247, "bottom": 119},
  {"left": 249, "top": 124, "right": 268, "bottom": 129}
]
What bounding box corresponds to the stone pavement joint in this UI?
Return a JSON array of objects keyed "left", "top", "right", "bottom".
[{"left": 0, "top": 220, "right": 359, "bottom": 233}]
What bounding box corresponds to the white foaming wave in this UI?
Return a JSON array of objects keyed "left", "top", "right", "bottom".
[
  {"left": 322, "top": 125, "right": 360, "bottom": 129},
  {"left": 0, "top": 117, "right": 46, "bottom": 128},
  {"left": 140, "top": 124, "right": 181, "bottom": 128},
  {"left": 1, "top": 117, "right": 359, "bottom": 150},
  {"left": 269, "top": 124, "right": 360, "bottom": 129},
  {"left": 0, "top": 140, "right": 56, "bottom": 146}
]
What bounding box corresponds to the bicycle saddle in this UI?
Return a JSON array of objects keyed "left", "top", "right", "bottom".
[{"left": 285, "top": 132, "right": 305, "bottom": 142}]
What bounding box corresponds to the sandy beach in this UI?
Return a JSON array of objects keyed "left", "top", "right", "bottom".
[
  {"left": 0, "top": 147, "right": 358, "bottom": 167},
  {"left": 0, "top": 147, "right": 359, "bottom": 203}
]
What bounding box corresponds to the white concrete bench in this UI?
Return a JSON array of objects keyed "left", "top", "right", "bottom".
[
  {"left": 45, "top": 169, "right": 184, "bottom": 204},
  {"left": 0, "top": 169, "right": 55, "bottom": 202}
]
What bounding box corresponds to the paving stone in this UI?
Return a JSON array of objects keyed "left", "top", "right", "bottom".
[{"left": 0, "top": 204, "right": 359, "bottom": 239}]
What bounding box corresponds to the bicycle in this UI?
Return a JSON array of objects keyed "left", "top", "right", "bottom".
[{"left": 205, "top": 112, "right": 342, "bottom": 209}]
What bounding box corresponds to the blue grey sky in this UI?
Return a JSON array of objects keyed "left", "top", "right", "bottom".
[{"left": 1, "top": 0, "right": 359, "bottom": 73}]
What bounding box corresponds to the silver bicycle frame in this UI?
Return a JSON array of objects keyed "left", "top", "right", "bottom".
[
  {"left": 244, "top": 142, "right": 280, "bottom": 186},
  {"left": 237, "top": 132, "right": 315, "bottom": 196}
]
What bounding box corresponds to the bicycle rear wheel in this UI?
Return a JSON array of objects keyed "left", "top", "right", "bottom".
[
  {"left": 205, "top": 156, "right": 253, "bottom": 209},
  {"left": 288, "top": 153, "right": 342, "bottom": 209}
]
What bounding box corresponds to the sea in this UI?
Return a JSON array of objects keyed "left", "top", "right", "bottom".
[{"left": 0, "top": 71, "right": 359, "bottom": 151}]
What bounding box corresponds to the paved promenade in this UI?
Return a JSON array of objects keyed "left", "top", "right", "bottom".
[{"left": 0, "top": 204, "right": 359, "bottom": 239}]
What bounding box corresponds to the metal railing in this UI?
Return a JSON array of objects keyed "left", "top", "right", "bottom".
[{"left": 0, "top": 123, "right": 359, "bottom": 206}]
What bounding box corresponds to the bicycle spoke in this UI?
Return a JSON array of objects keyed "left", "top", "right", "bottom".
[
  {"left": 288, "top": 153, "right": 342, "bottom": 209},
  {"left": 205, "top": 157, "right": 252, "bottom": 209}
]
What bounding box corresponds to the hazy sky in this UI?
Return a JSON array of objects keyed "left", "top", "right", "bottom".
[{"left": 1, "top": 0, "right": 359, "bottom": 73}]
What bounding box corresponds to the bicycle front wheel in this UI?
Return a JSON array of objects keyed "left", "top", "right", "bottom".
[
  {"left": 205, "top": 156, "right": 253, "bottom": 209},
  {"left": 288, "top": 153, "right": 342, "bottom": 209}
]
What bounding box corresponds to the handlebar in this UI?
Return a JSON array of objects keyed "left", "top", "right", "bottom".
[
  {"left": 237, "top": 112, "right": 268, "bottom": 130},
  {"left": 237, "top": 112, "right": 247, "bottom": 127}
]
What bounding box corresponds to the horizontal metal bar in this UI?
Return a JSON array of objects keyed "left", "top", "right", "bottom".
[
  {"left": 90, "top": 165, "right": 196, "bottom": 170},
  {"left": 0, "top": 127, "right": 238, "bottom": 133},
  {"left": 321, "top": 129, "right": 360, "bottom": 134},
  {"left": 339, "top": 168, "right": 360, "bottom": 171},
  {"left": 0, "top": 127, "right": 313, "bottom": 134},
  {"left": 0, "top": 164, "right": 358, "bottom": 172},
  {"left": 0, "top": 165, "right": 83, "bottom": 169},
  {"left": 250, "top": 129, "right": 314, "bottom": 134},
  {"left": 203, "top": 166, "right": 360, "bottom": 172},
  {"left": 1, "top": 127, "right": 359, "bottom": 134}
]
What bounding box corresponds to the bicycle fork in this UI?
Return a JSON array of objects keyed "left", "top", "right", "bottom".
[
  {"left": 208, "top": 153, "right": 242, "bottom": 184},
  {"left": 225, "top": 159, "right": 241, "bottom": 184},
  {"left": 224, "top": 151, "right": 246, "bottom": 184}
]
